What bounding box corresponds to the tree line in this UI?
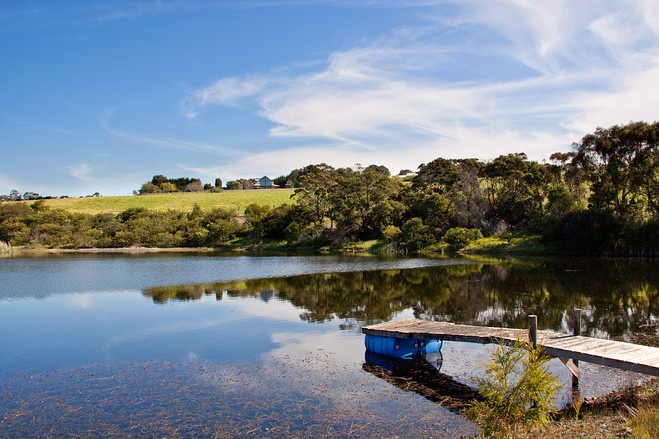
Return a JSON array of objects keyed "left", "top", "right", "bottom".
[
  {"left": 138, "top": 175, "right": 223, "bottom": 194},
  {"left": 1, "top": 121, "right": 657, "bottom": 255}
]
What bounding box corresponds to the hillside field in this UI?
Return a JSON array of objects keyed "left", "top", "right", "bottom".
[{"left": 28, "top": 189, "right": 296, "bottom": 214}]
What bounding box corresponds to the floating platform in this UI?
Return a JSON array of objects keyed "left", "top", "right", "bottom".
[{"left": 362, "top": 318, "right": 659, "bottom": 377}]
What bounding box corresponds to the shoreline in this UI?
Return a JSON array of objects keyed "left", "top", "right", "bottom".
[{"left": 8, "top": 246, "right": 219, "bottom": 255}]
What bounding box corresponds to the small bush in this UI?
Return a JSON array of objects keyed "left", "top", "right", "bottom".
[
  {"left": 466, "top": 338, "right": 561, "bottom": 435},
  {"left": 400, "top": 218, "right": 436, "bottom": 251},
  {"left": 443, "top": 227, "right": 483, "bottom": 250},
  {"left": 382, "top": 225, "right": 401, "bottom": 243}
]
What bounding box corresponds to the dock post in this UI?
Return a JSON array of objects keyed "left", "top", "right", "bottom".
[
  {"left": 528, "top": 315, "right": 537, "bottom": 349},
  {"left": 573, "top": 308, "right": 582, "bottom": 391}
]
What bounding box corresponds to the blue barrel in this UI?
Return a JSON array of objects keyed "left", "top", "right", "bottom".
[
  {"left": 365, "top": 334, "right": 419, "bottom": 358},
  {"left": 419, "top": 339, "right": 443, "bottom": 354},
  {"left": 365, "top": 334, "right": 443, "bottom": 358}
]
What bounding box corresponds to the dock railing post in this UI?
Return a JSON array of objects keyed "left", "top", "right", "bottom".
[
  {"left": 528, "top": 315, "right": 537, "bottom": 349},
  {"left": 573, "top": 308, "right": 582, "bottom": 392},
  {"left": 528, "top": 314, "right": 538, "bottom": 409}
]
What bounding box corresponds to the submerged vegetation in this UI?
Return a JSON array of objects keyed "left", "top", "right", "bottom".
[{"left": 1, "top": 121, "right": 659, "bottom": 255}]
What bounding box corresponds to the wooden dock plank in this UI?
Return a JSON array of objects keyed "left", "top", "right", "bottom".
[
  {"left": 362, "top": 319, "right": 659, "bottom": 377},
  {"left": 631, "top": 351, "right": 659, "bottom": 364}
]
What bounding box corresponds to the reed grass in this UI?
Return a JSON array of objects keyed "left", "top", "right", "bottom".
[
  {"left": 627, "top": 404, "right": 659, "bottom": 438},
  {"left": 0, "top": 240, "right": 11, "bottom": 254}
]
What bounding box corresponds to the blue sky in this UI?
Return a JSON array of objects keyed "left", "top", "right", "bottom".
[{"left": 2, "top": 0, "right": 659, "bottom": 196}]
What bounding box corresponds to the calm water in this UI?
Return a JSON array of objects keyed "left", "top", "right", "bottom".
[{"left": 1, "top": 253, "right": 658, "bottom": 438}]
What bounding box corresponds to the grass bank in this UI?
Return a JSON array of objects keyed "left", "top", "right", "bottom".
[
  {"left": 27, "top": 189, "right": 296, "bottom": 214},
  {"left": 481, "top": 379, "right": 659, "bottom": 439},
  {"left": 460, "top": 233, "right": 549, "bottom": 255}
]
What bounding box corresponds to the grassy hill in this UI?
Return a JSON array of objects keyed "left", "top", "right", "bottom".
[{"left": 30, "top": 189, "right": 296, "bottom": 214}]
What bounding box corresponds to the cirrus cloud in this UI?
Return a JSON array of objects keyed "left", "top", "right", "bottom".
[{"left": 185, "top": 0, "right": 659, "bottom": 174}]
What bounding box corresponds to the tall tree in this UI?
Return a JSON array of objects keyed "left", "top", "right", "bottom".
[
  {"left": 330, "top": 165, "right": 402, "bottom": 239},
  {"left": 413, "top": 158, "right": 459, "bottom": 193},
  {"left": 572, "top": 121, "right": 659, "bottom": 220},
  {"left": 481, "top": 153, "right": 557, "bottom": 228},
  {"left": 292, "top": 164, "right": 336, "bottom": 224},
  {"left": 450, "top": 164, "right": 486, "bottom": 228}
]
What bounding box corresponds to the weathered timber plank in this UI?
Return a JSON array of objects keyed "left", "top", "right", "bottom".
[
  {"left": 585, "top": 343, "right": 648, "bottom": 356},
  {"left": 629, "top": 351, "right": 659, "bottom": 364},
  {"left": 559, "top": 357, "right": 581, "bottom": 379},
  {"left": 546, "top": 337, "right": 612, "bottom": 351},
  {"left": 362, "top": 318, "right": 659, "bottom": 377}
]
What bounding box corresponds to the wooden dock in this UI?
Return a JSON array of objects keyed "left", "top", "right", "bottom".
[{"left": 362, "top": 318, "right": 659, "bottom": 377}]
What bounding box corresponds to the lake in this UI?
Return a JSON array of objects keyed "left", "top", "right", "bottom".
[{"left": 1, "top": 253, "right": 657, "bottom": 438}]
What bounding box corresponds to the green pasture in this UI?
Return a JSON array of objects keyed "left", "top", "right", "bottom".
[{"left": 31, "top": 189, "right": 296, "bottom": 214}]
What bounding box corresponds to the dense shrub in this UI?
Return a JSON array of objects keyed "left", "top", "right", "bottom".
[
  {"left": 624, "top": 219, "right": 659, "bottom": 256},
  {"left": 543, "top": 209, "right": 622, "bottom": 254},
  {"left": 442, "top": 227, "right": 484, "bottom": 251},
  {"left": 400, "top": 218, "right": 436, "bottom": 251}
]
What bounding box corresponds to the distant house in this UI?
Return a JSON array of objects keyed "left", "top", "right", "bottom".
[{"left": 258, "top": 176, "right": 273, "bottom": 189}]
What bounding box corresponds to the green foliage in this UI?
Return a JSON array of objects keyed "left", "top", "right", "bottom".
[
  {"left": 330, "top": 165, "right": 402, "bottom": 240},
  {"left": 225, "top": 178, "right": 254, "bottom": 190},
  {"left": 139, "top": 182, "right": 159, "bottom": 194},
  {"left": 443, "top": 227, "right": 484, "bottom": 251},
  {"left": 284, "top": 221, "right": 305, "bottom": 243},
  {"left": 382, "top": 225, "right": 401, "bottom": 243},
  {"left": 141, "top": 175, "right": 204, "bottom": 194},
  {"left": 5, "top": 122, "right": 659, "bottom": 254},
  {"left": 573, "top": 121, "right": 659, "bottom": 220},
  {"left": 625, "top": 219, "right": 659, "bottom": 256},
  {"left": 0, "top": 201, "right": 241, "bottom": 249},
  {"left": 405, "top": 190, "right": 450, "bottom": 230},
  {"left": 466, "top": 339, "right": 561, "bottom": 435},
  {"left": 400, "top": 217, "right": 436, "bottom": 251},
  {"left": 272, "top": 175, "right": 288, "bottom": 188},
  {"left": 293, "top": 164, "right": 336, "bottom": 224},
  {"left": 463, "top": 233, "right": 546, "bottom": 255},
  {"left": 543, "top": 209, "right": 622, "bottom": 254},
  {"left": 202, "top": 208, "right": 238, "bottom": 244},
  {"left": 159, "top": 182, "right": 179, "bottom": 193},
  {"left": 482, "top": 153, "right": 559, "bottom": 229}
]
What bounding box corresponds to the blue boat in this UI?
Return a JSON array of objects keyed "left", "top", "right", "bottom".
[{"left": 365, "top": 334, "right": 443, "bottom": 359}]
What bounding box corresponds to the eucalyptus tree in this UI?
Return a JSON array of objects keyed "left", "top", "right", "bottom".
[
  {"left": 450, "top": 161, "right": 487, "bottom": 228},
  {"left": 413, "top": 157, "right": 460, "bottom": 193},
  {"left": 481, "top": 153, "right": 559, "bottom": 229},
  {"left": 330, "top": 165, "right": 403, "bottom": 240},
  {"left": 572, "top": 121, "right": 659, "bottom": 220},
  {"left": 292, "top": 163, "right": 337, "bottom": 225}
]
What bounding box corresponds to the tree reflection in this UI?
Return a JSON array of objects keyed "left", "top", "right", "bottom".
[{"left": 142, "top": 257, "right": 659, "bottom": 340}]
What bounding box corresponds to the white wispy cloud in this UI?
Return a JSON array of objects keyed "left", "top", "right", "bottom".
[
  {"left": 62, "top": 163, "right": 94, "bottom": 181},
  {"left": 108, "top": 127, "right": 233, "bottom": 153},
  {"left": 102, "top": 107, "right": 236, "bottom": 155},
  {"left": 186, "top": 0, "right": 659, "bottom": 168}
]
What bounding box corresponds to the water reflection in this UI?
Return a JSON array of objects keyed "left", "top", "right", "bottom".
[
  {"left": 143, "top": 257, "right": 659, "bottom": 342},
  {"left": 2, "top": 255, "right": 657, "bottom": 438},
  {"left": 362, "top": 351, "right": 482, "bottom": 413}
]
